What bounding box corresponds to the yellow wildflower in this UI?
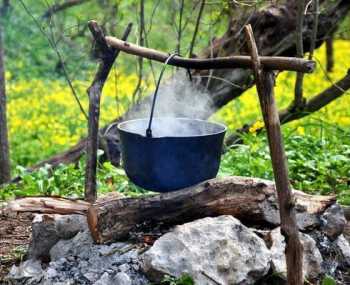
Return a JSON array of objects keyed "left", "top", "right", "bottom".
[
  {"left": 249, "top": 120, "right": 264, "bottom": 133},
  {"left": 297, "top": 126, "right": 305, "bottom": 136}
]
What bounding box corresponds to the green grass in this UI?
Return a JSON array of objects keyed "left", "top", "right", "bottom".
[
  {"left": 220, "top": 126, "right": 350, "bottom": 205},
  {"left": 2, "top": 123, "right": 349, "bottom": 205}
]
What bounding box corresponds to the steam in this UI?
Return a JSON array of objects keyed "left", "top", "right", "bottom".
[
  {"left": 119, "top": 117, "right": 225, "bottom": 138},
  {"left": 126, "top": 71, "right": 215, "bottom": 120},
  {"left": 122, "top": 71, "right": 224, "bottom": 138}
]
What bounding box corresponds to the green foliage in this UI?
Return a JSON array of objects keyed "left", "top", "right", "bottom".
[
  {"left": 2, "top": 124, "right": 350, "bottom": 206},
  {"left": 4, "top": 0, "right": 229, "bottom": 80},
  {"left": 161, "top": 274, "right": 194, "bottom": 285},
  {"left": 220, "top": 126, "right": 350, "bottom": 205},
  {"left": 321, "top": 275, "right": 337, "bottom": 285},
  {"left": 0, "top": 157, "right": 149, "bottom": 201}
]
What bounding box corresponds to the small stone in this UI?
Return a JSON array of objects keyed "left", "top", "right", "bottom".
[
  {"left": 29, "top": 214, "right": 59, "bottom": 260},
  {"left": 84, "top": 272, "right": 99, "bottom": 282},
  {"left": 321, "top": 204, "right": 347, "bottom": 241},
  {"left": 6, "top": 259, "right": 43, "bottom": 283},
  {"left": 50, "top": 230, "right": 94, "bottom": 261},
  {"left": 118, "top": 263, "right": 130, "bottom": 272},
  {"left": 46, "top": 267, "right": 58, "bottom": 279},
  {"left": 55, "top": 214, "right": 88, "bottom": 239},
  {"left": 57, "top": 257, "right": 67, "bottom": 265},
  {"left": 115, "top": 272, "right": 132, "bottom": 285},
  {"left": 132, "top": 263, "right": 140, "bottom": 271},
  {"left": 28, "top": 214, "right": 88, "bottom": 260},
  {"left": 93, "top": 272, "right": 114, "bottom": 285},
  {"left": 334, "top": 234, "right": 350, "bottom": 266}
]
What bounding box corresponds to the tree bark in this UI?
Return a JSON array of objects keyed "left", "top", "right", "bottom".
[
  {"left": 86, "top": 176, "right": 336, "bottom": 244},
  {"left": 0, "top": 8, "right": 11, "bottom": 184}
]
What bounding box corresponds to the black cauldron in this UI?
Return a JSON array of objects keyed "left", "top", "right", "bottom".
[
  {"left": 118, "top": 117, "right": 226, "bottom": 192},
  {"left": 117, "top": 54, "right": 226, "bottom": 192}
]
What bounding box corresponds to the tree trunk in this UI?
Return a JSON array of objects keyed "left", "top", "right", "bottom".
[
  {"left": 86, "top": 176, "right": 336, "bottom": 244},
  {"left": 0, "top": 11, "right": 11, "bottom": 184}
]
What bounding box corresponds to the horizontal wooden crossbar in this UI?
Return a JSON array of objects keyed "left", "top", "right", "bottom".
[{"left": 105, "top": 36, "right": 315, "bottom": 73}]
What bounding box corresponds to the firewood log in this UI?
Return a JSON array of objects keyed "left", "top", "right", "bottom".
[{"left": 87, "top": 176, "right": 336, "bottom": 244}]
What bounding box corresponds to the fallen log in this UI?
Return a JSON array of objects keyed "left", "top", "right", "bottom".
[
  {"left": 3, "top": 192, "right": 123, "bottom": 215},
  {"left": 5, "top": 197, "right": 90, "bottom": 215},
  {"left": 87, "top": 176, "right": 336, "bottom": 244}
]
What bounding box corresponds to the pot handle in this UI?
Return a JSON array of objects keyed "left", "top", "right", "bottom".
[{"left": 145, "top": 54, "right": 192, "bottom": 137}]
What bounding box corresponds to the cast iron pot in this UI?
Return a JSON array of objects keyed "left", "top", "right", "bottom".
[{"left": 117, "top": 117, "right": 226, "bottom": 192}]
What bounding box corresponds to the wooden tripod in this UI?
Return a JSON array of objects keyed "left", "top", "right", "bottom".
[{"left": 85, "top": 21, "right": 315, "bottom": 285}]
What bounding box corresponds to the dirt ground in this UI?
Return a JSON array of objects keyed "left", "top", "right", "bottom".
[{"left": 0, "top": 209, "right": 32, "bottom": 281}]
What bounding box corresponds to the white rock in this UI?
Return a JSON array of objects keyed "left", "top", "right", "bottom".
[
  {"left": 270, "top": 227, "right": 323, "bottom": 281},
  {"left": 50, "top": 230, "right": 93, "bottom": 261},
  {"left": 93, "top": 272, "right": 114, "bottom": 285},
  {"left": 334, "top": 234, "right": 350, "bottom": 266},
  {"left": 6, "top": 259, "right": 43, "bottom": 283},
  {"left": 142, "top": 215, "right": 271, "bottom": 285},
  {"left": 115, "top": 272, "right": 132, "bottom": 285},
  {"left": 321, "top": 204, "right": 347, "bottom": 241}
]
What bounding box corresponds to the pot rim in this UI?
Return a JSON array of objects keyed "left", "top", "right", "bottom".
[{"left": 117, "top": 117, "right": 227, "bottom": 138}]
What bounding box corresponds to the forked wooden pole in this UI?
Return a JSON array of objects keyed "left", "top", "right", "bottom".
[
  {"left": 244, "top": 24, "right": 304, "bottom": 285},
  {"left": 84, "top": 21, "right": 132, "bottom": 202}
]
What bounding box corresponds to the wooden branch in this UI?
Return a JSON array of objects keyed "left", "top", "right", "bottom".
[
  {"left": 84, "top": 21, "right": 132, "bottom": 202},
  {"left": 294, "top": 0, "right": 305, "bottom": 106},
  {"left": 105, "top": 37, "right": 315, "bottom": 73},
  {"left": 86, "top": 176, "right": 336, "bottom": 244},
  {"left": 244, "top": 25, "right": 303, "bottom": 285},
  {"left": 308, "top": 0, "right": 319, "bottom": 60},
  {"left": 42, "top": 0, "right": 91, "bottom": 19},
  {"left": 188, "top": 0, "right": 205, "bottom": 57},
  {"left": 131, "top": 0, "right": 145, "bottom": 104},
  {"left": 225, "top": 68, "right": 350, "bottom": 146},
  {"left": 2, "top": 192, "right": 124, "bottom": 215},
  {"left": 280, "top": 69, "right": 350, "bottom": 123},
  {"left": 176, "top": 0, "right": 185, "bottom": 56},
  {"left": 326, "top": 36, "right": 334, "bottom": 72},
  {"left": 5, "top": 197, "right": 90, "bottom": 215}
]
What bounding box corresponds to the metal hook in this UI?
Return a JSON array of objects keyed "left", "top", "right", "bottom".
[{"left": 146, "top": 53, "right": 178, "bottom": 137}]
